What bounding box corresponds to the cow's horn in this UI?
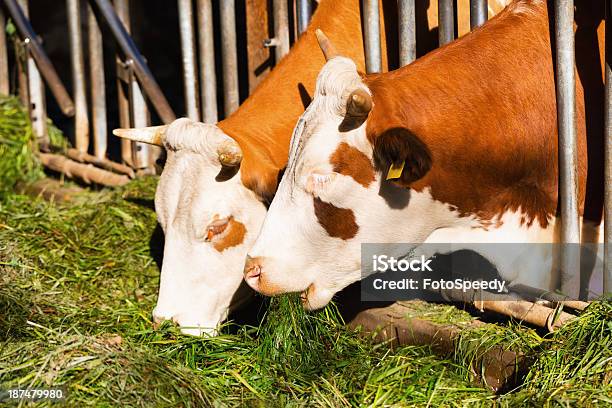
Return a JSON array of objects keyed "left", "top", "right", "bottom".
[
  {"left": 217, "top": 138, "right": 242, "bottom": 167},
  {"left": 112, "top": 125, "right": 168, "bottom": 147},
  {"left": 315, "top": 29, "right": 340, "bottom": 61},
  {"left": 346, "top": 88, "right": 373, "bottom": 118}
]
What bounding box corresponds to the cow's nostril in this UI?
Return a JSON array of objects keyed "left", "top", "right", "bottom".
[
  {"left": 244, "top": 255, "right": 262, "bottom": 278},
  {"left": 246, "top": 265, "right": 260, "bottom": 278},
  {"left": 152, "top": 311, "right": 176, "bottom": 330},
  {"left": 244, "top": 255, "right": 264, "bottom": 290}
]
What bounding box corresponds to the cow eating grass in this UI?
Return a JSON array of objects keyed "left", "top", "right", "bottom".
[
  {"left": 244, "top": 1, "right": 606, "bottom": 308},
  {"left": 112, "top": 0, "right": 510, "bottom": 335}
]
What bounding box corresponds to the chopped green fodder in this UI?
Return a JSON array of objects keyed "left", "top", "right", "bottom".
[
  {"left": 499, "top": 301, "right": 612, "bottom": 407},
  {"left": 0, "top": 179, "right": 495, "bottom": 407},
  {"left": 403, "top": 300, "right": 475, "bottom": 325},
  {"left": 0, "top": 123, "right": 610, "bottom": 405},
  {"left": 0, "top": 96, "right": 66, "bottom": 196}
]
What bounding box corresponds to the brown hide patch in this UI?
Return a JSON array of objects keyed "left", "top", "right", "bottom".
[
  {"left": 213, "top": 219, "right": 247, "bottom": 252},
  {"left": 313, "top": 197, "right": 359, "bottom": 240},
  {"left": 329, "top": 142, "right": 375, "bottom": 187},
  {"left": 361, "top": 1, "right": 590, "bottom": 229}
]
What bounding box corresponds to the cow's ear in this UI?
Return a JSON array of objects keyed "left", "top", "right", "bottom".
[{"left": 372, "top": 127, "right": 432, "bottom": 186}]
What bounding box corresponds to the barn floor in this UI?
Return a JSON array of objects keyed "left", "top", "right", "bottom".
[{"left": 0, "top": 97, "right": 610, "bottom": 406}]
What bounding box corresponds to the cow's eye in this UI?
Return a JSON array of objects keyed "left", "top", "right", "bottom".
[
  {"left": 204, "top": 217, "right": 231, "bottom": 241},
  {"left": 305, "top": 172, "right": 336, "bottom": 195}
]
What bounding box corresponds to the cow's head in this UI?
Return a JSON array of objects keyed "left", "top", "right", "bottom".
[
  {"left": 115, "top": 118, "right": 266, "bottom": 335},
  {"left": 244, "top": 31, "right": 438, "bottom": 309}
]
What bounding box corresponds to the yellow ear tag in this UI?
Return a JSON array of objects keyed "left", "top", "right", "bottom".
[{"left": 386, "top": 161, "right": 405, "bottom": 180}]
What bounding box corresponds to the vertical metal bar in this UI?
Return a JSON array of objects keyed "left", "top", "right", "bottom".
[
  {"left": 130, "top": 64, "right": 151, "bottom": 169},
  {"left": 438, "top": 0, "right": 454, "bottom": 46},
  {"left": 604, "top": 0, "right": 612, "bottom": 294},
  {"left": 67, "top": 0, "right": 89, "bottom": 153},
  {"left": 178, "top": 0, "right": 199, "bottom": 121},
  {"left": 88, "top": 3, "right": 107, "bottom": 159},
  {"left": 555, "top": 0, "right": 580, "bottom": 298},
  {"left": 398, "top": 0, "right": 416, "bottom": 66},
  {"left": 197, "top": 0, "right": 217, "bottom": 123},
  {"left": 91, "top": 0, "right": 175, "bottom": 123},
  {"left": 4, "top": 0, "right": 75, "bottom": 115},
  {"left": 469, "top": 0, "right": 487, "bottom": 30},
  {"left": 0, "top": 8, "right": 9, "bottom": 95},
  {"left": 272, "top": 0, "right": 290, "bottom": 62},
  {"left": 112, "top": 0, "right": 150, "bottom": 169},
  {"left": 114, "top": 0, "right": 132, "bottom": 166},
  {"left": 17, "top": 0, "right": 48, "bottom": 147},
  {"left": 16, "top": 48, "right": 28, "bottom": 107},
  {"left": 296, "top": 0, "right": 312, "bottom": 35},
  {"left": 362, "top": 0, "right": 382, "bottom": 73},
  {"left": 220, "top": 0, "right": 239, "bottom": 116}
]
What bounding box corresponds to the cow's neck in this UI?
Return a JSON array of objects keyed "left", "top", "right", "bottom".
[{"left": 366, "top": 0, "right": 586, "bottom": 232}]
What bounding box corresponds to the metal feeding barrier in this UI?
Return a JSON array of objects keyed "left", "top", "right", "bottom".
[{"left": 0, "top": 0, "right": 609, "bottom": 295}]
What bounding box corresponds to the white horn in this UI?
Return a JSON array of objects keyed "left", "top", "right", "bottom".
[{"left": 112, "top": 125, "right": 168, "bottom": 147}]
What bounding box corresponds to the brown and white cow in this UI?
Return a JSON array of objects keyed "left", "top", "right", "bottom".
[
  {"left": 114, "top": 0, "right": 510, "bottom": 335},
  {"left": 244, "top": 0, "right": 605, "bottom": 309}
]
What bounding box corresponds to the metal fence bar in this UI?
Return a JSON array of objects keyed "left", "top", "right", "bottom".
[
  {"left": 111, "top": 0, "right": 152, "bottom": 169},
  {"left": 3, "top": 0, "right": 74, "bottom": 115},
  {"left": 16, "top": 34, "right": 29, "bottom": 106},
  {"left": 604, "top": 0, "right": 612, "bottom": 294},
  {"left": 220, "top": 0, "right": 239, "bottom": 116},
  {"left": 114, "top": 0, "right": 132, "bottom": 166},
  {"left": 26, "top": 44, "right": 48, "bottom": 146},
  {"left": 197, "top": 0, "right": 217, "bottom": 122},
  {"left": 469, "top": 0, "right": 487, "bottom": 30},
  {"left": 272, "top": 0, "right": 290, "bottom": 60},
  {"left": 130, "top": 66, "right": 151, "bottom": 169},
  {"left": 67, "top": 0, "right": 89, "bottom": 153},
  {"left": 17, "top": 0, "right": 48, "bottom": 147},
  {"left": 438, "top": 0, "right": 454, "bottom": 46},
  {"left": 91, "top": 0, "right": 176, "bottom": 124},
  {"left": 178, "top": 0, "right": 199, "bottom": 121},
  {"left": 296, "top": 0, "right": 311, "bottom": 35},
  {"left": 0, "top": 8, "right": 9, "bottom": 95},
  {"left": 197, "top": 0, "right": 217, "bottom": 123},
  {"left": 88, "top": 3, "right": 107, "bottom": 159},
  {"left": 363, "top": 0, "right": 382, "bottom": 73},
  {"left": 398, "top": 0, "right": 416, "bottom": 66},
  {"left": 554, "top": 0, "right": 580, "bottom": 297}
]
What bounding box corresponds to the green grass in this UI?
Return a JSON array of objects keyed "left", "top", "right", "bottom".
[
  {"left": 0, "top": 96, "right": 66, "bottom": 197},
  {"left": 0, "top": 179, "right": 495, "bottom": 406},
  {"left": 0, "top": 96, "right": 610, "bottom": 406}
]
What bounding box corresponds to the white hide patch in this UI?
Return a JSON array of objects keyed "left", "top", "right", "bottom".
[{"left": 153, "top": 143, "right": 267, "bottom": 336}]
